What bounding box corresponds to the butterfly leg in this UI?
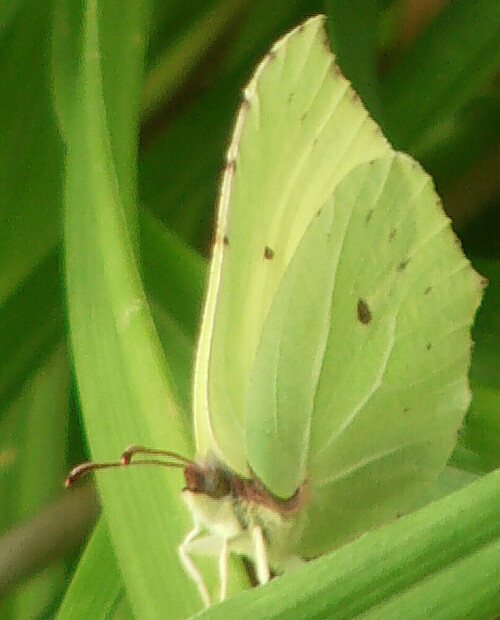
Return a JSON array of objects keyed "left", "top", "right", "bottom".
[
  {"left": 178, "top": 523, "right": 211, "bottom": 607},
  {"left": 219, "top": 537, "right": 229, "bottom": 602},
  {"left": 252, "top": 525, "right": 270, "bottom": 585}
]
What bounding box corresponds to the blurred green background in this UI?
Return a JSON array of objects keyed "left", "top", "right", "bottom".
[{"left": 0, "top": 0, "right": 499, "bottom": 618}]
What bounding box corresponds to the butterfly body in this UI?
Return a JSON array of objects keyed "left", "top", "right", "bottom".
[{"left": 180, "top": 457, "right": 306, "bottom": 604}]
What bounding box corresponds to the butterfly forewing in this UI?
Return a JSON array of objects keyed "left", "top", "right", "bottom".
[{"left": 194, "top": 15, "right": 391, "bottom": 477}]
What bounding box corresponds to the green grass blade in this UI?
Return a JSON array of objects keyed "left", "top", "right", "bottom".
[
  {"left": 360, "top": 538, "right": 500, "bottom": 620},
  {"left": 0, "top": 252, "right": 63, "bottom": 408},
  {"left": 382, "top": 0, "right": 500, "bottom": 154},
  {"left": 0, "top": 0, "right": 62, "bottom": 305},
  {"left": 141, "top": 210, "right": 205, "bottom": 424},
  {"left": 140, "top": 210, "right": 205, "bottom": 341},
  {"left": 0, "top": 347, "right": 69, "bottom": 618},
  {"left": 56, "top": 520, "right": 132, "bottom": 620},
  {"left": 196, "top": 469, "right": 500, "bottom": 619},
  {"left": 53, "top": 0, "right": 206, "bottom": 616},
  {"left": 140, "top": 0, "right": 249, "bottom": 121}
]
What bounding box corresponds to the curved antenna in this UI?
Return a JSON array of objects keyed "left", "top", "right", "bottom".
[
  {"left": 121, "top": 444, "right": 194, "bottom": 466},
  {"left": 65, "top": 445, "right": 194, "bottom": 487}
]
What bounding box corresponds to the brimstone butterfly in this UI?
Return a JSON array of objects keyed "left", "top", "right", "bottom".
[{"left": 67, "top": 14, "right": 484, "bottom": 607}]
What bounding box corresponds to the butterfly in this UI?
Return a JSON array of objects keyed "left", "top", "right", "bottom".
[{"left": 67, "top": 14, "right": 483, "bottom": 607}]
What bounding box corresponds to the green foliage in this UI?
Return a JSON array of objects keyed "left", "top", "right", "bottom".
[
  {"left": 196, "top": 468, "right": 500, "bottom": 620},
  {"left": 0, "top": 1, "right": 498, "bottom": 618}
]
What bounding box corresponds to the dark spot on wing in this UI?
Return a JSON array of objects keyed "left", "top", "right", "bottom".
[
  {"left": 426, "top": 342, "right": 433, "bottom": 351},
  {"left": 397, "top": 259, "right": 409, "bottom": 272},
  {"left": 424, "top": 286, "right": 432, "bottom": 296},
  {"left": 357, "top": 298, "right": 372, "bottom": 324},
  {"left": 301, "top": 112, "right": 307, "bottom": 122},
  {"left": 389, "top": 228, "right": 397, "bottom": 241},
  {"left": 223, "top": 235, "right": 229, "bottom": 247},
  {"left": 264, "top": 246, "right": 275, "bottom": 260},
  {"left": 287, "top": 92, "right": 294, "bottom": 104},
  {"left": 403, "top": 406, "right": 410, "bottom": 413},
  {"left": 316, "top": 207, "right": 322, "bottom": 217},
  {"left": 365, "top": 209, "right": 373, "bottom": 224}
]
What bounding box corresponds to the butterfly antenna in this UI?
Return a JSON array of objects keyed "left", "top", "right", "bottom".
[
  {"left": 121, "top": 444, "right": 194, "bottom": 466},
  {"left": 65, "top": 461, "right": 121, "bottom": 486},
  {"left": 66, "top": 446, "right": 193, "bottom": 487}
]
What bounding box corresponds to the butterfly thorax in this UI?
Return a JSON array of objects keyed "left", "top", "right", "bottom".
[
  {"left": 182, "top": 458, "right": 307, "bottom": 569},
  {"left": 183, "top": 459, "right": 304, "bottom": 514}
]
